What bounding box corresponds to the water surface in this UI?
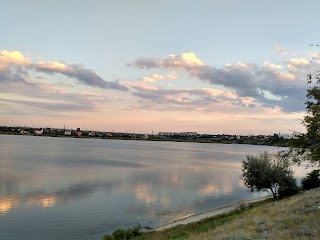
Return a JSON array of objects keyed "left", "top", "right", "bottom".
[{"left": 0, "top": 135, "right": 302, "bottom": 240}]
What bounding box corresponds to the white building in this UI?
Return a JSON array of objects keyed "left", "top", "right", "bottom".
[
  {"left": 35, "top": 128, "right": 43, "bottom": 135},
  {"left": 64, "top": 130, "right": 72, "bottom": 136},
  {"left": 158, "top": 132, "right": 197, "bottom": 136}
]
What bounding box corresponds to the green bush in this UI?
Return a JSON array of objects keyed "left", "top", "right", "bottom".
[
  {"left": 112, "top": 229, "right": 126, "bottom": 240},
  {"left": 242, "top": 151, "right": 296, "bottom": 200},
  {"left": 125, "top": 228, "right": 133, "bottom": 239},
  {"left": 132, "top": 224, "right": 142, "bottom": 237},
  {"left": 103, "top": 234, "right": 113, "bottom": 240},
  {"left": 302, "top": 169, "right": 320, "bottom": 190},
  {"left": 278, "top": 175, "right": 299, "bottom": 198},
  {"left": 103, "top": 224, "right": 142, "bottom": 240}
]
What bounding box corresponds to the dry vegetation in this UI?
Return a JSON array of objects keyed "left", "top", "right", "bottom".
[{"left": 135, "top": 188, "right": 320, "bottom": 240}]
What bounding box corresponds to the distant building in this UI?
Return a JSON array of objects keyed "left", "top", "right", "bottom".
[
  {"left": 158, "top": 132, "right": 197, "bottom": 136},
  {"left": 64, "top": 130, "right": 72, "bottom": 136},
  {"left": 279, "top": 134, "right": 293, "bottom": 139},
  {"left": 142, "top": 134, "right": 148, "bottom": 139},
  {"left": 35, "top": 128, "right": 43, "bottom": 135},
  {"left": 180, "top": 132, "right": 197, "bottom": 136},
  {"left": 158, "top": 132, "right": 176, "bottom": 136},
  {"left": 75, "top": 128, "right": 82, "bottom": 136}
]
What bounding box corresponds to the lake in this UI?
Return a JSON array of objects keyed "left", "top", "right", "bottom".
[{"left": 0, "top": 135, "right": 306, "bottom": 240}]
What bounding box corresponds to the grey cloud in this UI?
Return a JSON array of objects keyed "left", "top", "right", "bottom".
[
  {"left": 131, "top": 58, "right": 161, "bottom": 69},
  {"left": 71, "top": 64, "right": 128, "bottom": 91},
  {"left": 0, "top": 77, "right": 116, "bottom": 115},
  {"left": 129, "top": 86, "right": 246, "bottom": 113},
  {"left": 194, "top": 65, "right": 260, "bottom": 97},
  {"left": 34, "top": 63, "right": 129, "bottom": 91},
  {"left": 125, "top": 104, "right": 206, "bottom": 113},
  {"left": 0, "top": 65, "right": 29, "bottom": 84},
  {"left": 0, "top": 97, "right": 95, "bottom": 112},
  {"left": 131, "top": 55, "right": 311, "bottom": 112},
  {"left": 0, "top": 54, "right": 128, "bottom": 91}
]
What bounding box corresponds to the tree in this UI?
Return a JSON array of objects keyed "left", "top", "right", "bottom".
[
  {"left": 241, "top": 151, "right": 297, "bottom": 200},
  {"left": 301, "top": 169, "right": 320, "bottom": 190},
  {"left": 286, "top": 50, "right": 320, "bottom": 166}
]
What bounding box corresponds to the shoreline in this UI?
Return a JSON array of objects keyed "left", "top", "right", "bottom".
[
  {"left": 152, "top": 196, "right": 271, "bottom": 231},
  {"left": 0, "top": 132, "right": 288, "bottom": 147}
]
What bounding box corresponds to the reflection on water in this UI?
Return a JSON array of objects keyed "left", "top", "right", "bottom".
[
  {"left": 0, "top": 198, "right": 17, "bottom": 215},
  {"left": 0, "top": 135, "right": 307, "bottom": 240},
  {"left": 26, "top": 195, "right": 57, "bottom": 208}
]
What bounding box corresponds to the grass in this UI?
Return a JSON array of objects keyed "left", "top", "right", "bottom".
[{"left": 133, "top": 188, "right": 320, "bottom": 240}]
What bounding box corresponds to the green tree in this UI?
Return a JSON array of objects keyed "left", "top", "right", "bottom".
[
  {"left": 301, "top": 169, "right": 320, "bottom": 190},
  {"left": 287, "top": 65, "right": 320, "bottom": 165},
  {"left": 241, "top": 151, "right": 297, "bottom": 200},
  {"left": 103, "top": 235, "right": 113, "bottom": 240}
]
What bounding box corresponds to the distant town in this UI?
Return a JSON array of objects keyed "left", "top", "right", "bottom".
[{"left": 0, "top": 125, "right": 292, "bottom": 147}]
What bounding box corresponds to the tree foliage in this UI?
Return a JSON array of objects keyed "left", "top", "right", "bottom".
[
  {"left": 103, "top": 224, "right": 142, "bottom": 240},
  {"left": 301, "top": 169, "right": 320, "bottom": 190},
  {"left": 287, "top": 69, "right": 320, "bottom": 165},
  {"left": 241, "top": 151, "right": 297, "bottom": 200}
]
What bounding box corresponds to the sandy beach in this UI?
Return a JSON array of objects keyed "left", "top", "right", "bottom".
[{"left": 153, "top": 196, "right": 271, "bottom": 231}]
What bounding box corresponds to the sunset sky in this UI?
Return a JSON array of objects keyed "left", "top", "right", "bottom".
[{"left": 1, "top": 0, "right": 320, "bottom": 134}]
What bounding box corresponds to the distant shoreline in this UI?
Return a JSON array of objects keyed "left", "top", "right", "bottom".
[{"left": 0, "top": 132, "right": 289, "bottom": 147}]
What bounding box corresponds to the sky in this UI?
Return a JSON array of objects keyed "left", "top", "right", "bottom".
[{"left": 1, "top": 0, "right": 320, "bottom": 135}]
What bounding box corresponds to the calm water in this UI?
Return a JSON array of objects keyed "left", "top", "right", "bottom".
[{"left": 0, "top": 135, "right": 305, "bottom": 240}]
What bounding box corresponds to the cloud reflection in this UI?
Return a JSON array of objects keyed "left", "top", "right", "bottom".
[
  {"left": 135, "top": 183, "right": 158, "bottom": 204},
  {"left": 0, "top": 180, "right": 121, "bottom": 215},
  {"left": 26, "top": 195, "right": 57, "bottom": 208},
  {"left": 0, "top": 197, "right": 19, "bottom": 215},
  {"left": 134, "top": 182, "right": 170, "bottom": 207}
]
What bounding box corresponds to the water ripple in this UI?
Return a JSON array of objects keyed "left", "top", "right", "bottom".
[{"left": 55, "top": 157, "right": 144, "bottom": 168}]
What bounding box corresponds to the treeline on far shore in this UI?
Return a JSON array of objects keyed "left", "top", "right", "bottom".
[{"left": 0, "top": 125, "right": 288, "bottom": 147}]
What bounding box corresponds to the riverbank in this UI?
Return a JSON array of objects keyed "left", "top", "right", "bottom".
[
  {"left": 0, "top": 131, "right": 289, "bottom": 147},
  {"left": 134, "top": 188, "right": 320, "bottom": 240},
  {"left": 153, "top": 196, "right": 271, "bottom": 231}
]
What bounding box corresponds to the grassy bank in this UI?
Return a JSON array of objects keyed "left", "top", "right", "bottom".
[{"left": 132, "top": 188, "right": 320, "bottom": 240}]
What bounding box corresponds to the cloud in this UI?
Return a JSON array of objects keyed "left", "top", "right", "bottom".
[
  {"left": 0, "top": 50, "right": 31, "bottom": 84},
  {"left": 0, "top": 97, "right": 95, "bottom": 112},
  {"left": 167, "top": 71, "right": 177, "bottom": 80},
  {"left": 273, "top": 44, "right": 288, "bottom": 55},
  {"left": 131, "top": 52, "right": 312, "bottom": 112},
  {"left": 142, "top": 73, "right": 165, "bottom": 82},
  {"left": 132, "top": 52, "right": 204, "bottom": 70},
  {"left": 0, "top": 50, "right": 31, "bottom": 70},
  {"left": 0, "top": 78, "right": 114, "bottom": 115},
  {"left": 263, "top": 61, "right": 283, "bottom": 70},
  {"left": 35, "top": 61, "right": 71, "bottom": 72},
  {"left": 0, "top": 50, "right": 128, "bottom": 91},
  {"left": 142, "top": 72, "right": 178, "bottom": 82},
  {"left": 34, "top": 62, "right": 128, "bottom": 91},
  {"left": 128, "top": 82, "right": 261, "bottom": 113},
  {"left": 287, "top": 58, "right": 309, "bottom": 66},
  {"left": 0, "top": 50, "right": 128, "bottom": 116}
]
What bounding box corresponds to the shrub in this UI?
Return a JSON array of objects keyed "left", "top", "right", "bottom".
[
  {"left": 302, "top": 169, "right": 320, "bottom": 190},
  {"left": 103, "top": 234, "right": 113, "bottom": 240},
  {"left": 132, "top": 224, "right": 142, "bottom": 237},
  {"left": 125, "top": 228, "right": 133, "bottom": 239},
  {"left": 278, "top": 175, "right": 299, "bottom": 198},
  {"left": 112, "top": 229, "right": 126, "bottom": 240},
  {"left": 242, "top": 151, "right": 297, "bottom": 200},
  {"left": 103, "top": 224, "right": 142, "bottom": 240}
]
